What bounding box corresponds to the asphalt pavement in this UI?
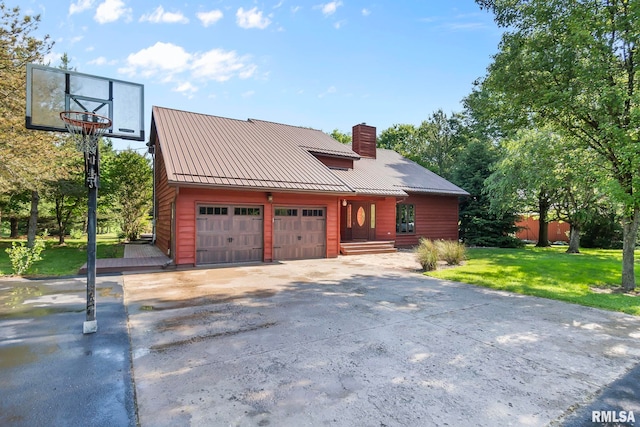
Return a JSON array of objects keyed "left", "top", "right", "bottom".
[{"left": 0, "top": 275, "right": 136, "bottom": 427}]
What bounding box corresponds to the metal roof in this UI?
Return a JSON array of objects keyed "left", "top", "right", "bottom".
[
  {"left": 331, "top": 149, "right": 468, "bottom": 197},
  {"left": 151, "top": 106, "right": 468, "bottom": 197},
  {"left": 152, "top": 106, "right": 353, "bottom": 193}
]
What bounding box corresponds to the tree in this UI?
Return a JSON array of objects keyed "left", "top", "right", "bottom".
[
  {"left": 0, "top": 3, "right": 54, "bottom": 247},
  {"left": 102, "top": 149, "right": 152, "bottom": 241},
  {"left": 476, "top": 0, "right": 640, "bottom": 290},
  {"left": 486, "top": 128, "right": 607, "bottom": 252},
  {"left": 452, "top": 137, "right": 521, "bottom": 247},
  {"left": 329, "top": 129, "right": 351, "bottom": 144},
  {"left": 416, "top": 110, "right": 464, "bottom": 180},
  {"left": 45, "top": 140, "right": 86, "bottom": 244},
  {"left": 377, "top": 124, "right": 419, "bottom": 160}
]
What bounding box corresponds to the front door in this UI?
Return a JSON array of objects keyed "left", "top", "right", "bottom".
[{"left": 351, "top": 202, "right": 370, "bottom": 240}]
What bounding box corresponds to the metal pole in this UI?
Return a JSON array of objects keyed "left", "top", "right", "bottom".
[{"left": 83, "top": 149, "right": 98, "bottom": 334}]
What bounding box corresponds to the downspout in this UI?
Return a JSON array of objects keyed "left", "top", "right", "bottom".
[{"left": 147, "top": 139, "right": 156, "bottom": 244}]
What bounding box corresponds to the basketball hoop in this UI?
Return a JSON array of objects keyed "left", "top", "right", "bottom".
[{"left": 60, "top": 111, "right": 112, "bottom": 154}]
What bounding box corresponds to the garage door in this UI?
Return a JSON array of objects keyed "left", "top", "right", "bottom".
[
  {"left": 273, "top": 207, "right": 326, "bottom": 260},
  {"left": 196, "top": 205, "right": 263, "bottom": 264}
]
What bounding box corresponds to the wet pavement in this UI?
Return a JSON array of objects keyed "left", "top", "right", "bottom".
[
  {"left": 1, "top": 251, "right": 639, "bottom": 426},
  {"left": 124, "top": 253, "right": 640, "bottom": 427},
  {"left": 0, "top": 276, "right": 136, "bottom": 427}
]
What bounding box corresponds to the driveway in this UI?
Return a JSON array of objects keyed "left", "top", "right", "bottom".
[{"left": 123, "top": 252, "right": 640, "bottom": 427}]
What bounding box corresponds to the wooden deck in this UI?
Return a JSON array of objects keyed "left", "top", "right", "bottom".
[{"left": 78, "top": 243, "right": 171, "bottom": 275}]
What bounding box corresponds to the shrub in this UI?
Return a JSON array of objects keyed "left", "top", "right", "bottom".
[
  {"left": 415, "top": 238, "right": 439, "bottom": 271},
  {"left": 5, "top": 232, "right": 47, "bottom": 275},
  {"left": 435, "top": 240, "right": 467, "bottom": 265},
  {"left": 69, "top": 229, "right": 84, "bottom": 239}
]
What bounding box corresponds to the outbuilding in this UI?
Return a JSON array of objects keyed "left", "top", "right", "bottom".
[{"left": 148, "top": 106, "right": 468, "bottom": 266}]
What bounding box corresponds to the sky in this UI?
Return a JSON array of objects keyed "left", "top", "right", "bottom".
[{"left": 15, "top": 0, "right": 503, "bottom": 151}]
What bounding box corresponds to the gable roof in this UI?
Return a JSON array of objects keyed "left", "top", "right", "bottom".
[
  {"left": 151, "top": 106, "right": 352, "bottom": 193},
  {"left": 150, "top": 106, "right": 468, "bottom": 197}
]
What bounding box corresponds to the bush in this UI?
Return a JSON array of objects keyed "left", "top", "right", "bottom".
[
  {"left": 69, "top": 229, "right": 84, "bottom": 239},
  {"left": 5, "top": 232, "right": 47, "bottom": 275},
  {"left": 415, "top": 238, "right": 439, "bottom": 271},
  {"left": 436, "top": 240, "right": 467, "bottom": 265}
]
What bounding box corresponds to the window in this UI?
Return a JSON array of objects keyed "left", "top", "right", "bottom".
[
  {"left": 234, "top": 207, "right": 261, "bottom": 216},
  {"left": 302, "top": 209, "right": 324, "bottom": 217},
  {"left": 396, "top": 204, "right": 415, "bottom": 234},
  {"left": 199, "top": 206, "right": 228, "bottom": 215},
  {"left": 275, "top": 208, "right": 298, "bottom": 216},
  {"left": 370, "top": 204, "right": 376, "bottom": 228}
]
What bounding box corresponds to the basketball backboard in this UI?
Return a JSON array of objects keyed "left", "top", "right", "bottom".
[{"left": 26, "top": 63, "right": 144, "bottom": 141}]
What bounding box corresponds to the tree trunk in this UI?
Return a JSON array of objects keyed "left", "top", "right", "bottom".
[
  {"left": 621, "top": 208, "right": 639, "bottom": 292},
  {"left": 536, "top": 193, "right": 550, "bottom": 247},
  {"left": 27, "top": 190, "right": 39, "bottom": 248},
  {"left": 10, "top": 217, "right": 19, "bottom": 238},
  {"left": 566, "top": 224, "right": 580, "bottom": 254}
]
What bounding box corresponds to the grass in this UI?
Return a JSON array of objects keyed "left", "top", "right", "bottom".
[
  {"left": 425, "top": 246, "right": 640, "bottom": 316},
  {"left": 0, "top": 234, "right": 124, "bottom": 277}
]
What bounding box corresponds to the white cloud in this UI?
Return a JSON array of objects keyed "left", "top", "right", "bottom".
[
  {"left": 119, "top": 42, "right": 192, "bottom": 78},
  {"left": 174, "top": 81, "right": 198, "bottom": 95},
  {"left": 241, "top": 90, "right": 255, "bottom": 98},
  {"left": 88, "top": 56, "right": 107, "bottom": 65},
  {"left": 318, "top": 86, "right": 337, "bottom": 98},
  {"left": 315, "top": 1, "right": 342, "bottom": 16},
  {"left": 291, "top": 6, "right": 301, "bottom": 14},
  {"left": 119, "top": 42, "right": 258, "bottom": 84},
  {"left": 69, "top": 0, "right": 94, "bottom": 15},
  {"left": 191, "top": 49, "right": 256, "bottom": 82},
  {"left": 197, "top": 10, "right": 223, "bottom": 27},
  {"left": 334, "top": 20, "right": 346, "bottom": 29},
  {"left": 236, "top": 7, "right": 271, "bottom": 29},
  {"left": 362, "top": 8, "right": 371, "bottom": 16},
  {"left": 95, "top": 0, "right": 132, "bottom": 24},
  {"left": 140, "top": 6, "right": 189, "bottom": 24}
]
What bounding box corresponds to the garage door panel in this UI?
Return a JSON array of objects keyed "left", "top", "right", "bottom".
[
  {"left": 274, "top": 207, "right": 325, "bottom": 260},
  {"left": 196, "top": 205, "right": 263, "bottom": 265}
]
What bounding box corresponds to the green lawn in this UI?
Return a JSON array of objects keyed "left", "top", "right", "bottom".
[
  {"left": 0, "top": 235, "right": 124, "bottom": 277},
  {"left": 426, "top": 246, "right": 640, "bottom": 316}
]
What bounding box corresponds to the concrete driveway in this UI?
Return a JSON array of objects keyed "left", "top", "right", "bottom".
[{"left": 123, "top": 252, "right": 640, "bottom": 427}]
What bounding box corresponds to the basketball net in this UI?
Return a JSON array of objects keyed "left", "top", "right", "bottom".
[{"left": 60, "top": 111, "right": 112, "bottom": 155}]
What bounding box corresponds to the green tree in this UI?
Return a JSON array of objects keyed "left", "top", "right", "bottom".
[
  {"left": 416, "top": 110, "right": 464, "bottom": 180},
  {"left": 329, "top": 129, "right": 351, "bottom": 144},
  {"left": 377, "top": 124, "right": 419, "bottom": 160},
  {"left": 452, "top": 138, "right": 521, "bottom": 247},
  {"left": 476, "top": 0, "right": 640, "bottom": 290},
  {"left": 0, "top": 3, "right": 55, "bottom": 247},
  {"left": 102, "top": 149, "right": 152, "bottom": 241},
  {"left": 45, "top": 140, "right": 86, "bottom": 244}
]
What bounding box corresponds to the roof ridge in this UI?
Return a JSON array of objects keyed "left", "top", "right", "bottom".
[
  {"left": 153, "top": 105, "right": 252, "bottom": 124},
  {"left": 249, "top": 118, "right": 322, "bottom": 132}
]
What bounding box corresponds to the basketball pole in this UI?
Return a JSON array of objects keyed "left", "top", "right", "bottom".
[{"left": 83, "top": 147, "right": 99, "bottom": 334}]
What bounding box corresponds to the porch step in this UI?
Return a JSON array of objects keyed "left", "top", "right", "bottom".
[{"left": 340, "top": 240, "right": 397, "bottom": 255}]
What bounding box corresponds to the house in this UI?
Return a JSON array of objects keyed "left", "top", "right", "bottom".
[{"left": 148, "top": 106, "right": 469, "bottom": 266}]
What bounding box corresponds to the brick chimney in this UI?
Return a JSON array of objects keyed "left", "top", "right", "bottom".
[{"left": 352, "top": 123, "right": 377, "bottom": 159}]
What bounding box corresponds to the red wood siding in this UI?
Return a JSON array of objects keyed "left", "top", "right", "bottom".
[
  {"left": 374, "top": 197, "right": 397, "bottom": 241},
  {"left": 154, "top": 142, "right": 176, "bottom": 258},
  {"left": 173, "top": 188, "right": 340, "bottom": 266},
  {"left": 395, "top": 194, "right": 460, "bottom": 247},
  {"left": 352, "top": 124, "right": 377, "bottom": 158},
  {"left": 312, "top": 154, "right": 354, "bottom": 170},
  {"left": 516, "top": 216, "right": 570, "bottom": 242}
]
